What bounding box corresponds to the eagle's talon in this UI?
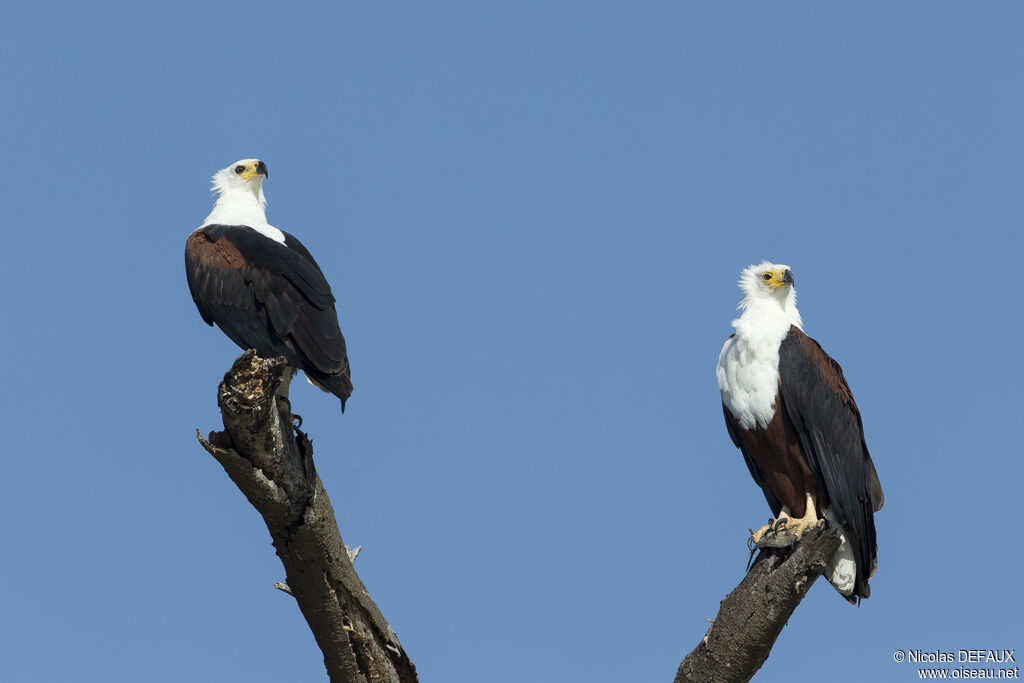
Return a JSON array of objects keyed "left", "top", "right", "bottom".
[{"left": 748, "top": 523, "right": 774, "bottom": 548}]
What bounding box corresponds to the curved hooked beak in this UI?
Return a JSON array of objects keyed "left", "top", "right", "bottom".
[{"left": 240, "top": 160, "right": 269, "bottom": 180}]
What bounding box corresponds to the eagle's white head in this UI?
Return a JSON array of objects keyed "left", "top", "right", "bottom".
[
  {"left": 734, "top": 260, "right": 803, "bottom": 331},
  {"left": 202, "top": 159, "right": 283, "bottom": 243},
  {"left": 211, "top": 158, "right": 268, "bottom": 202},
  {"left": 739, "top": 261, "right": 797, "bottom": 307}
]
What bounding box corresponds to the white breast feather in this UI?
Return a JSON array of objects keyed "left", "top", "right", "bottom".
[
  {"left": 716, "top": 303, "right": 794, "bottom": 430},
  {"left": 717, "top": 337, "right": 779, "bottom": 430}
]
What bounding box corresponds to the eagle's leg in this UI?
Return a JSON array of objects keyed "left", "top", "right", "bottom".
[
  {"left": 748, "top": 493, "right": 824, "bottom": 549},
  {"left": 275, "top": 367, "right": 303, "bottom": 429},
  {"left": 275, "top": 394, "right": 303, "bottom": 427}
]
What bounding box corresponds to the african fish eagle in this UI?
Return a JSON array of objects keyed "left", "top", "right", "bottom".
[
  {"left": 716, "top": 262, "right": 883, "bottom": 603},
  {"left": 185, "top": 159, "right": 353, "bottom": 411}
]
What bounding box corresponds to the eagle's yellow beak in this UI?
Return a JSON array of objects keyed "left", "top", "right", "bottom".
[
  {"left": 240, "top": 160, "right": 269, "bottom": 180},
  {"left": 764, "top": 268, "right": 795, "bottom": 289}
]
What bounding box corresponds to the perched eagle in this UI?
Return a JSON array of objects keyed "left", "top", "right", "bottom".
[
  {"left": 716, "top": 262, "right": 883, "bottom": 603},
  {"left": 185, "top": 159, "right": 353, "bottom": 411}
]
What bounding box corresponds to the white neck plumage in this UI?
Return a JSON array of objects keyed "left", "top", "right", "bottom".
[
  {"left": 201, "top": 186, "right": 285, "bottom": 244},
  {"left": 732, "top": 289, "right": 803, "bottom": 341}
]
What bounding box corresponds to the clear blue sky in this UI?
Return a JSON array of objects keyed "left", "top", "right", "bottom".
[{"left": 2, "top": 3, "right": 1021, "bottom": 682}]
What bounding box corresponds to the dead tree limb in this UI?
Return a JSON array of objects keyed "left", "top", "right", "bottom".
[
  {"left": 195, "top": 350, "right": 417, "bottom": 683},
  {"left": 674, "top": 525, "right": 842, "bottom": 683}
]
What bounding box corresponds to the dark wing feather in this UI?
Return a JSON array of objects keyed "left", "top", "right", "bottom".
[
  {"left": 185, "top": 225, "right": 352, "bottom": 408},
  {"left": 778, "top": 326, "right": 882, "bottom": 598},
  {"left": 279, "top": 230, "right": 335, "bottom": 302}
]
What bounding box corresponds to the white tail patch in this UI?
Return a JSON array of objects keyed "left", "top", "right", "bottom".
[{"left": 824, "top": 509, "right": 856, "bottom": 596}]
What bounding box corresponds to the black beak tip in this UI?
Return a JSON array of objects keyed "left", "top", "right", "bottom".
[
  {"left": 783, "top": 269, "right": 794, "bottom": 286},
  {"left": 257, "top": 161, "right": 268, "bottom": 178}
]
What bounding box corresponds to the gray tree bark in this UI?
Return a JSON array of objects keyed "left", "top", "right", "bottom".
[
  {"left": 673, "top": 525, "right": 842, "bottom": 683},
  {"left": 195, "top": 350, "right": 417, "bottom": 683}
]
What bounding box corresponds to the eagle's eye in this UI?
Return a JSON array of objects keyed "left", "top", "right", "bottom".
[
  {"left": 762, "top": 273, "right": 772, "bottom": 281},
  {"left": 234, "top": 165, "right": 245, "bottom": 175}
]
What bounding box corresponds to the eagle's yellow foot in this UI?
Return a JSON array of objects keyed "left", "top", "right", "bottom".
[
  {"left": 747, "top": 515, "right": 790, "bottom": 549},
  {"left": 747, "top": 494, "right": 824, "bottom": 550}
]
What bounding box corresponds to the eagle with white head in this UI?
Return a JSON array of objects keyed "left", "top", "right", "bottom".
[
  {"left": 185, "top": 159, "right": 353, "bottom": 411},
  {"left": 716, "top": 261, "right": 883, "bottom": 603}
]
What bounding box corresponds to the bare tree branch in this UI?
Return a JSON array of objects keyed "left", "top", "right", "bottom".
[
  {"left": 674, "top": 525, "right": 842, "bottom": 683},
  {"left": 195, "top": 350, "right": 417, "bottom": 683}
]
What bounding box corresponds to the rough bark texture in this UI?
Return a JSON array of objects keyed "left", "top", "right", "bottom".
[
  {"left": 674, "top": 525, "right": 842, "bottom": 683},
  {"left": 196, "top": 350, "right": 417, "bottom": 683}
]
